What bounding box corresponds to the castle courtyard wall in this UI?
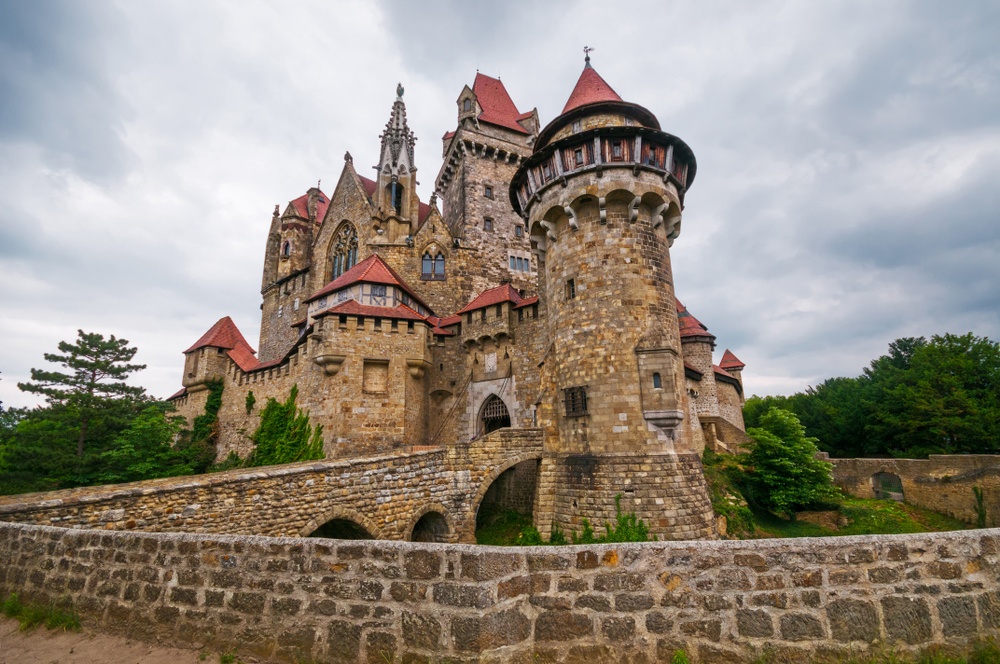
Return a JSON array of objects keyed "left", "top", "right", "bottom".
[{"left": 2, "top": 522, "right": 998, "bottom": 663}]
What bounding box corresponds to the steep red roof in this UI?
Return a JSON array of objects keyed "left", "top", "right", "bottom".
[
  {"left": 358, "top": 175, "right": 377, "bottom": 199},
  {"left": 437, "top": 315, "right": 462, "bottom": 327},
  {"left": 184, "top": 316, "right": 256, "bottom": 355},
  {"left": 562, "top": 64, "right": 622, "bottom": 114},
  {"left": 305, "top": 253, "right": 431, "bottom": 313},
  {"left": 183, "top": 316, "right": 260, "bottom": 372},
  {"left": 457, "top": 284, "right": 524, "bottom": 315},
  {"left": 288, "top": 189, "right": 330, "bottom": 223},
  {"left": 714, "top": 365, "right": 739, "bottom": 383},
  {"left": 474, "top": 73, "right": 530, "bottom": 134},
  {"left": 720, "top": 349, "right": 746, "bottom": 371},
  {"left": 676, "top": 300, "right": 715, "bottom": 340},
  {"left": 513, "top": 295, "right": 539, "bottom": 309}
]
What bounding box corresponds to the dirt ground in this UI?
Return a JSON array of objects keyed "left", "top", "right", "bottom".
[{"left": 0, "top": 617, "right": 237, "bottom": 664}]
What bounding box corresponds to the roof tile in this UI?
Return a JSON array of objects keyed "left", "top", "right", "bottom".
[
  {"left": 562, "top": 64, "right": 623, "bottom": 114},
  {"left": 473, "top": 73, "right": 530, "bottom": 134},
  {"left": 720, "top": 349, "right": 746, "bottom": 371},
  {"left": 456, "top": 283, "right": 524, "bottom": 315},
  {"left": 305, "top": 253, "right": 432, "bottom": 313}
]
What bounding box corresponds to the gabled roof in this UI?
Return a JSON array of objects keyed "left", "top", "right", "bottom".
[
  {"left": 305, "top": 253, "right": 432, "bottom": 313},
  {"left": 562, "top": 63, "right": 622, "bottom": 114},
  {"left": 473, "top": 73, "right": 530, "bottom": 134},
  {"left": 183, "top": 316, "right": 260, "bottom": 372},
  {"left": 184, "top": 316, "right": 255, "bottom": 355},
  {"left": 456, "top": 283, "right": 524, "bottom": 315},
  {"left": 720, "top": 349, "right": 746, "bottom": 371},
  {"left": 676, "top": 300, "right": 715, "bottom": 340},
  {"left": 288, "top": 189, "right": 330, "bottom": 223}
]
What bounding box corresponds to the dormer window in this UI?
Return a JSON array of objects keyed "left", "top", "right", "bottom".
[{"left": 463, "top": 98, "right": 472, "bottom": 112}]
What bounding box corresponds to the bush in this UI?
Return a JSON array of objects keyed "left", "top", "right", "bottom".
[{"left": 741, "top": 408, "right": 840, "bottom": 519}]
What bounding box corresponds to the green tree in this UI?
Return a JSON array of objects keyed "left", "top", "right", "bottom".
[
  {"left": 741, "top": 408, "right": 839, "bottom": 518},
  {"left": 97, "top": 404, "right": 193, "bottom": 484},
  {"left": 17, "top": 330, "right": 146, "bottom": 458}
]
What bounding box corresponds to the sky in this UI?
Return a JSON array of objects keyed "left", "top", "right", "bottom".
[{"left": 1, "top": 0, "right": 999, "bottom": 409}]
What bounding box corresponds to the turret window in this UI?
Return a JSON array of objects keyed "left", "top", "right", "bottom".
[
  {"left": 386, "top": 182, "right": 404, "bottom": 215},
  {"left": 484, "top": 217, "right": 494, "bottom": 232},
  {"left": 463, "top": 98, "right": 472, "bottom": 112},
  {"left": 330, "top": 223, "right": 359, "bottom": 279},
  {"left": 484, "top": 185, "right": 493, "bottom": 199},
  {"left": 652, "top": 372, "right": 662, "bottom": 389},
  {"left": 280, "top": 241, "right": 291, "bottom": 258},
  {"left": 566, "top": 279, "right": 576, "bottom": 300}
]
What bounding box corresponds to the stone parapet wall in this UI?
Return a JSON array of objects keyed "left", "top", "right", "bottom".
[
  {"left": 0, "top": 429, "right": 544, "bottom": 543},
  {"left": 832, "top": 455, "right": 1000, "bottom": 526},
  {"left": 1, "top": 522, "right": 998, "bottom": 663}
]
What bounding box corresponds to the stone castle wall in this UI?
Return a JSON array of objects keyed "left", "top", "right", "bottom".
[
  {"left": 2, "top": 522, "right": 998, "bottom": 663},
  {"left": 832, "top": 455, "right": 1000, "bottom": 526}
]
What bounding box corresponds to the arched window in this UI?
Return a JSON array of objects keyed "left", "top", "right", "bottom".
[
  {"left": 280, "top": 240, "right": 291, "bottom": 257},
  {"left": 422, "top": 251, "right": 445, "bottom": 281},
  {"left": 652, "top": 372, "right": 662, "bottom": 389},
  {"left": 463, "top": 98, "right": 472, "bottom": 112},
  {"left": 385, "top": 182, "right": 403, "bottom": 215},
  {"left": 331, "top": 224, "right": 358, "bottom": 279}
]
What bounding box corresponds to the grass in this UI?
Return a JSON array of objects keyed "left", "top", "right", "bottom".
[
  {"left": 1, "top": 593, "right": 80, "bottom": 632},
  {"left": 475, "top": 508, "right": 534, "bottom": 545},
  {"left": 751, "top": 497, "right": 968, "bottom": 539}
]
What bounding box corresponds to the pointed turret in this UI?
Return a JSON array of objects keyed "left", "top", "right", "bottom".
[
  {"left": 374, "top": 84, "right": 419, "bottom": 223},
  {"left": 562, "top": 58, "right": 623, "bottom": 114}
]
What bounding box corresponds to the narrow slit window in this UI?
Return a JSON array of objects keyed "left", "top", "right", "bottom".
[
  {"left": 652, "top": 372, "right": 662, "bottom": 389},
  {"left": 566, "top": 278, "right": 576, "bottom": 300}
]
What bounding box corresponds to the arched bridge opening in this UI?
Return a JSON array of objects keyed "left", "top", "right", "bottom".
[
  {"left": 307, "top": 518, "right": 374, "bottom": 540},
  {"left": 411, "top": 511, "right": 450, "bottom": 542},
  {"left": 474, "top": 458, "right": 541, "bottom": 543}
]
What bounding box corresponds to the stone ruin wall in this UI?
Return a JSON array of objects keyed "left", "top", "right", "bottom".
[
  {"left": 831, "top": 455, "right": 1000, "bottom": 526},
  {"left": 1, "top": 522, "right": 998, "bottom": 663}
]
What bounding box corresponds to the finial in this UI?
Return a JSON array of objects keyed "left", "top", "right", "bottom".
[
  {"left": 583, "top": 45, "right": 594, "bottom": 68},
  {"left": 396, "top": 82, "right": 404, "bottom": 100},
  {"left": 273, "top": 204, "right": 279, "bottom": 217},
  {"left": 317, "top": 178, "right": 321, "bottom": 189},
  {"left": 344, "top": 151, "right": 353, "bottom": 163}
]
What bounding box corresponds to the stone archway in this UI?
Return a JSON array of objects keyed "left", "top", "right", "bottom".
[
  {"left": 873, "top": 471, "right": 904, "bottom": 501},
  {"left": 479, "top": 394, "right": 511, "bottom": 436},
  {"left": 411, "top": 511, "right": 450, "bottom": 542},
  {"left": 299, "top": 508, "right": 384, "bottom": 540},
  {"left": 472, "top": 456, "right": 542, "bottom": 543}
]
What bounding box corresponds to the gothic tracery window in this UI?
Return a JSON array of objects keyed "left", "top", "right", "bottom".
[
  {"left": 331, "top": 223, "right": 359, "bottom": 279},
  {"left": 422, "top": 251, "right": 445, "bottom": 280}
]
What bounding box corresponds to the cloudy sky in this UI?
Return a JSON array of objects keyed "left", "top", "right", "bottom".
[{"left": 1, "top": 0, "right": 998, "bottom": 409}]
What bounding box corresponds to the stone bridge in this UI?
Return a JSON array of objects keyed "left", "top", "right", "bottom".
[{"left": 0, "top": 429, "right": 544, "bottom": 544}]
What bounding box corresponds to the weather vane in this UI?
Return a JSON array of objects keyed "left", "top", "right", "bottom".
[{"left": 583, "top": 45, "right": 594, "bottom": 64}]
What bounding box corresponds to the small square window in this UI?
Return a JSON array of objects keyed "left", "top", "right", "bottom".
[
  {"left": 484, "top": 218, "right": 494, "bottom": 232},
  {"left": 566, "top": 278, "right": 576, "bottom": 300},
  {"left": 484, "top": 185, "right": 493, "bottom": 199},
  {"left": 574, "top": 147, "right": 584, "bottom": 166},
  {"left": 564, "top": 386, "right": 588, "bottom": 417}
]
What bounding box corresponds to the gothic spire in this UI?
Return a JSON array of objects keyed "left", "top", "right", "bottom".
[{"left": 377, "top": 84, "right": 417, "bottom": 178}]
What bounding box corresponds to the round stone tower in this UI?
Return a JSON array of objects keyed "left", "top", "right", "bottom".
[{"left": 510, "top": 56, "right": 715, "bottom": 540}]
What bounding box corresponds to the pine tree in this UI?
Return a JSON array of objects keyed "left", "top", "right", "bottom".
[{"left": 18, "top": 330, "right": 147, "bottom": 458}]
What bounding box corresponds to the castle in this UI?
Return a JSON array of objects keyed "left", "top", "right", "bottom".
[{"left": 169, "top": 57, "right": 748, "bottom": 540}]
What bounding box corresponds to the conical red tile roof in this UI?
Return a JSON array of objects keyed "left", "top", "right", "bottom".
[
  {"left": 720, "top": 349, "right": 745, "bottom": 371},
  {"left": 562, "top": 64, "right": 622, "bottom": 114}
]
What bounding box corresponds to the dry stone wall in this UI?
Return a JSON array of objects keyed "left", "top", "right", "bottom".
[
  {"left": 833, "top": 455, "right": 1000, "bottom": 526},
  {"left": 2, "top": 522, "right": 998, "bottom": 663}
]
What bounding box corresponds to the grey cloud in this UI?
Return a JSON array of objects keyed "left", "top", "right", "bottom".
[{"left": 0, "top": 0, "right": 135, "bottom": 183}]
